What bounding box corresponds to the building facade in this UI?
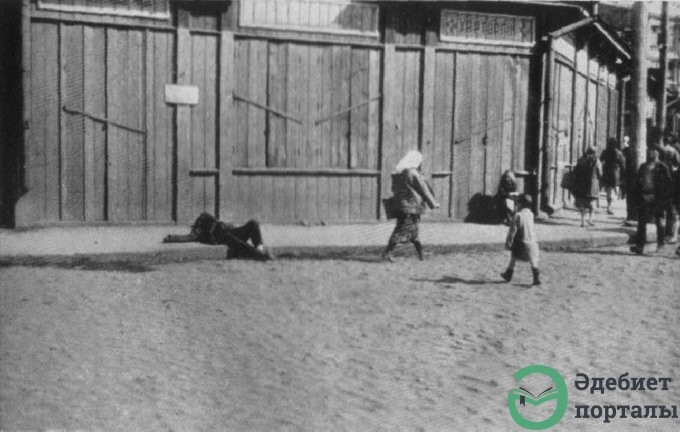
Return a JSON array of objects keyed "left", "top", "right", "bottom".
[{"left": 0, "top": 0, "right": 630, "bottom": 227}]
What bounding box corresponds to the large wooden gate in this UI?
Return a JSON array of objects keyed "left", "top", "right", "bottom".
[{"left": 546, "top": 37, "right": 622, "bottom": 211}]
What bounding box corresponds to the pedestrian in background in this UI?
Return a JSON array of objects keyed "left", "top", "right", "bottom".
[
  {"left": 658, "top": 134, "right": 680, "bottom": 244},
  {"left": 630, "top": 147, "right": 672, "bottom": 255},
  {"left": 600, "top": 137, "right": 626, "bottom": 215},
  {"left": 621, "top": 135, "right": 638, "bottom": 223},
  {"left": 501, "top": 193, "right": 541, "bottom": 286},
  {"left": 497, "top": 169, "right": 518, "bottom": 225},
  {"left": 381, "top": 150, "right": 439, "bottom": 262},
  {"left": 573, "top": 145, "right": 602, "bottom": 227}
]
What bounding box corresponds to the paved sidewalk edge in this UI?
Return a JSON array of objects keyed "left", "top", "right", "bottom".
[{"left": 0, "top": 234, "right": 630, "bottom": 267}]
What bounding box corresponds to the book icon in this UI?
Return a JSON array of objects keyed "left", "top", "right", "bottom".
[{"left": 510, "top": 386, "right": 558, "bottom": 406}]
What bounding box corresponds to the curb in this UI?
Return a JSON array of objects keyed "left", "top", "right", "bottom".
[{"left": 0, "top": 234, "right": 630, "bottom": 268}]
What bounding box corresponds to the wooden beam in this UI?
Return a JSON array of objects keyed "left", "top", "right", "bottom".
[
  {"left": 380, "top": 44, "right": 397, "bottom": 219},
  {"left": 219, "top": 6, "right": 236, "bottom": 221},
  {"left": 232, "top": 167, "right": 380, "bottom": 176},
  {"left": 176, "top": 9, "right": 192, "bottom": 223},
  {"left": 421, "top": 46, "right": 436, "bottom": 175}
]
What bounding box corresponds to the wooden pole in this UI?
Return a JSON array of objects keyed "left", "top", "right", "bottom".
[
  {"left": 658, "top": 1, "right": 669, "bottom": 137},
  {"left": 539, "top": 36, "right": 555, "bottom": 214},
  {"left": 632, "top": 1, "right": 649, "bottom": 168}
]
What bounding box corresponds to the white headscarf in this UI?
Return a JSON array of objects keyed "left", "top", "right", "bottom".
[{"left": 395, "top": 150, "right": 423, "bottom": 172}]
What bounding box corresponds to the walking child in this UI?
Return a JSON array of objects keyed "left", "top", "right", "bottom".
[{"left": 501, "top": 193, "right": 541, "bottom": 286}]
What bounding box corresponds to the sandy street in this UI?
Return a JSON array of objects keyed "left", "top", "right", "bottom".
[{"left": 1, "top": 246, "right": 679, "bottom": 431}]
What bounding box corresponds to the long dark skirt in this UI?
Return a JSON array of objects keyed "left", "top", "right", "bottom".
[{"left": 388, "top": 214, "right": 421, "bottom": 244}]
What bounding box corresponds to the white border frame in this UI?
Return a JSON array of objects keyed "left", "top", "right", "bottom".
[{"left": 37, "top": 0, "right": 171, "bottom": 21}]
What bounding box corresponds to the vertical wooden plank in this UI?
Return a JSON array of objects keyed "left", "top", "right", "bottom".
[
  {"left": 317, "top": 175, "right": 328, "bottom": 223},
  {"left": 190, "top": 35, "right": 204, "bottom": 214},
  {"left": 380, "top": 44, "right": 397, "bottom": 215},
  {"left": 401, "top": 50, "right": 420, "bottom": 156},
  {"left": 484, "top": 55, "right": 503, "bottom": 200},
  {"left": 176, "top": 13, "right": 193, "bottom": 223},
  {"left": 60, "top": 24, "right": 85, "bottom": 221},
  {"left": 159, "top": 31, "right": 175, "bottom": 220},
  {"left": 235, "top": 174, "right": 246, "bottom": 221},
  {"left": 609, "top": 86, "right": 619, "bottom": 141},
  {"left": 307, "top": 45, "right": 323, "bottom": 169},
  {"left": 84, "top": 26, "right": 106, "bottom": 221},
  {"left": 501, "top": 56, "right": 515, "bottom": 173},
  {"left": 469, "top": 54, "right": 487, "bottom": 198},
  {"left": 285, "top": 43, "right": 300, "bottom": 168},
  {"left": 349, "top": 47, "right": 368, "bottom": 169},
  {"left": 206, "top": 35, "right": 218, "bottom": 215},
  {"left": 572, "top": 73, "right": 587, "bottom": 161},
  {"left": 367, "top": 49, "right": 380, "bottom": 171},
  {"left": 294, "top": 175, "right": 305, "bottom": 222},
  {"left": 144, "top": 29, "right": 155, "bottom": 220},
  {"left": 421, "top": 46, "right": 436, "bottom": 181},
  {"left": 248, "top": 39, "right": 267, "bottom": 168},
  {"left": 268, "top": 41, "right": 286, "bottom": 167},
  {"left": 26, "top": 23, "right": 46, "bottom": 222},
  {"left": 47, "top": 23, "right": 61, "bottom": 221},
  {"left": 331, "top": 45, "right": 351, "bottom": 168},
  {"left": 339, "top": 176, "right": 350, "bottom": 222},
  {"left": 234, "top": 39, "right": 249, "bottom": 167},
  {"left": 219, "top": 10, "right": 236, "bottom": 221},
  {"left": 106, "top": 28, "right": 119, "bottom": 221},
  {"left": 320, "top": 46, "right": 333, "bottom": 168},
  {"left": 128, "top": 29, "right": 144, "bottom": 220},
  {"left": 514, "top": 57, "right": 529, "bottom": 172},
  {"left": 299, "top": 45, "right": 310, "bottom": 171},
  {"left": 453, "top": 53, "right": 472, "bottom": 219},
  {"left": 433, "top": 51, "right": 454, "bottom": 217}
]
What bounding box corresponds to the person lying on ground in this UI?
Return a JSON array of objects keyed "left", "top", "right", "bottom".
[{"left": 163, "top": 212, "right": 272, "bottom": 260}]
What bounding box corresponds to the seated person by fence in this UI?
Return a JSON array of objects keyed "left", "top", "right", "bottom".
[
  {"left": 497, "top": 169, "right": 519, "bottom": 225},
  {"left": 164, "top": 212, "right": 272, "bottom": 260}
]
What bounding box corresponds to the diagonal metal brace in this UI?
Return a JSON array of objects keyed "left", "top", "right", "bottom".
[
  {"left": 314, "top": 94, "right": 382, "bottom": 126},
  {"left": 63, "top": 106, "right": 146, "bottom": 135},
  {"left": 233, "top": 93, "right": 302, "bottom": 124}
]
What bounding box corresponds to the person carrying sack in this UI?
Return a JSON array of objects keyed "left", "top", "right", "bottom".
[{"left": 381, "top": 150, "right": 439, "bottom": 262}]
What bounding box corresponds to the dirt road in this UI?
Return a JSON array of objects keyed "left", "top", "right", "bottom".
[{"left": 1, "top": 246, "right": 679, "bottom": 431}]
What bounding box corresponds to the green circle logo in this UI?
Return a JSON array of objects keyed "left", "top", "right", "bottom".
[{"left": 508, "top": 365, "right": 568, "bottom": 430}]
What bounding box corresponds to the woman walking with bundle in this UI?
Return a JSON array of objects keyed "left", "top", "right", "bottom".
[
  {"left": 573, "top": 145, "right": 602, "bottom": 227},
  {"left": 381, "top": 150, "right": 439, "bottom": 262},
  {"left": 600, "top": 137, "right": 626, "bottom": 215}
]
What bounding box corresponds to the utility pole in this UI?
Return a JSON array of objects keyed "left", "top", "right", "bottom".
[
  {"left": 632, "top": 1, "right": 649, "bottom": 168},
  {"left": 658, "top": 2, "right": 669, "bottom": 138}
]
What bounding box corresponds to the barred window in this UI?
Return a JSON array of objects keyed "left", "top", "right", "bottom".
[
  {"left": 37, "top": 0, "right": 170, "bottom": 20},
  {"left": 239, "top": 0, "right": 380, "bottom": 36}
]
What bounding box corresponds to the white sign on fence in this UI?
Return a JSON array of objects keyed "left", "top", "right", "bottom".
[{"left": 165, "top": 85, "right": 199, "bottom": 105}]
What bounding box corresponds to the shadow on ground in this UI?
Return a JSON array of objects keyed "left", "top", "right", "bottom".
[
  {"left": 413, "top": 276, "right": 508, "bottom": 286},
  {"left": 0, "top": 256, "right": 155, "bottom": 273}
]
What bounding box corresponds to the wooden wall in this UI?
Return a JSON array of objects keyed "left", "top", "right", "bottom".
[
  {"left": 18, "top": 20, "right": 176, "bottom": 225},
  {"left": 231, "top": 38, "right": 381, "bottom": 223},
  {"left": 12, "top": 1, "right": 628, "bottom": 226},
  {"left": 547, "top": 37, "right": 622, "bottom": 209}
]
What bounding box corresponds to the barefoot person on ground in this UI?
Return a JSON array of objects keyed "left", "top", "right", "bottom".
[
  {"left": 501, "top": 193, "right": 541, "bottom": 286},
  {"left": 381, "top": 150, "right": 439, "bottom": 262}
]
